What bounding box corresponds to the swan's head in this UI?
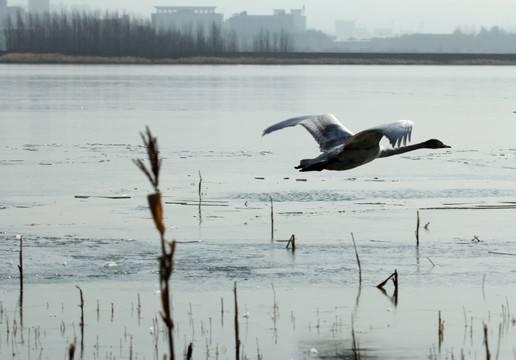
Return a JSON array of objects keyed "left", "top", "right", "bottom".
[{"left": 425, "top": 139, "right": 451, "bottom": 149}]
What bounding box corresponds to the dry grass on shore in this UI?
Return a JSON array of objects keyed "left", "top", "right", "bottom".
[{"left": 1, "top": 52, "right": 516, "bottom": 65}]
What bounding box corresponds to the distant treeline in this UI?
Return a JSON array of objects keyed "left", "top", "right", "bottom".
[
  {"left": 336, "top": 27, "right": 516, "bottom": 53},
  {"left": 2, "top": 10, "right": 293, "bottom": 58},
  {"left": 2, "top": 10, "right": 516, "bottom": 58}
]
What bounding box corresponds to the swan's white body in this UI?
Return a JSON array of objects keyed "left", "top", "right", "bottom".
[{"left": 262, "top": 114, "right": 449, "bottom": 172}]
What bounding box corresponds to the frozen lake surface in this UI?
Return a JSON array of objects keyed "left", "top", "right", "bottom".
[{"left": 1, "top": 64, "right": 516, "bottom": 359}]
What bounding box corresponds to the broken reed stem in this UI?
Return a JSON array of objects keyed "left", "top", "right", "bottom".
[
  {"left": 270, "top": 196, "right": 274, "bottom": 242},
  {"left": 286, "top": 234, "right": 296, "bottom": 250},
  {"left": 68, "top": 340, "right": 76, "bottom": 360},
  {"left": 376, "top": 269, "right": 398, "bottom": 290},
  {"left": 351, "top": 233, "right": 362, "bottom": 283},
  {"left": 134, "top": 127, "right": 175, "bottom": 360},
  {"left": 426, "top": 257, "right": 435, "bottom": 267},
  {"left": 438, "top": 311, "right": 444, "bottom": 352},
  {"left": 234, "top": 281, "right": 240, "bottom": 360},
  {"left": 415, "top": 211, "right": 420, "bottom": 246},
  {"left": 186, "top": 342, "right": 193, "bottom": 360}
]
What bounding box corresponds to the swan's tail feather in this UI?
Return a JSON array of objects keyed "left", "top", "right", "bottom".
[{"left": 295, "top": 158, "right": 327, "bottom": 172}]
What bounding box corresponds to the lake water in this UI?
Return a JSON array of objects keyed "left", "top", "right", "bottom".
[{"left": 1, "top": 64, "right": 516, "bottom": 359}]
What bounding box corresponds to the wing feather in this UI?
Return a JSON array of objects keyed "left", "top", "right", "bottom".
[
  {"left": 263, "top": 114, "right": 353, "bottom": 151},
  {"left": 344, "top": 120, "right": 413, "bottom": 150}
]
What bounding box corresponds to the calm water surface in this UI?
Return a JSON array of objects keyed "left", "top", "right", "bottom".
[{"left": 1, "top": 64, "right": 516, "bottom": 359}]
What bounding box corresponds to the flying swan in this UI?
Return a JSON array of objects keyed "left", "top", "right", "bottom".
[{"left": 262, "top": 114, "right": 450, "bottom": 172}]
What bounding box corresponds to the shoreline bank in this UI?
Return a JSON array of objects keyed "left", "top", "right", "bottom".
[{"left": 1, "top": 52, "right": 516, "bottom": 65}]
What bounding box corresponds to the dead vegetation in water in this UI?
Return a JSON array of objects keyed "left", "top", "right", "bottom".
[{"left": 134, "top": 126, "right": 177, "bottom": 360}]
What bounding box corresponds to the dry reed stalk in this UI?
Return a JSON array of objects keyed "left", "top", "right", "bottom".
[
  {"left": 351, "top": 317, "right": 360, "bottom": 360},
  {"left": 76, "top": 286, "right": 84, "bottom": 328},
  {"left": 495, "top": 323, "right": 502, "bottom": 360},
  {"left": 415, "top": 211, "right": 420, "bottom": 246},
  {"left": 17, "top": 235, "right": 23, "bottom": 292},
  {"left": 270, "top": 196, "right": 274, "bottom": 242},
  {"left": 76, "top": 286, "right": 84, "bottom": 356},
  {"left": 483, "top": 323, "right": 491, "bottom": 360},
  {"left": 351, "top": 233, "right": 362, "bottom": 283},
  {"left": 134, "top": 126, "right": 176, "bottom": 360},
  {"left": 234, "top": 282, "right": 240, "bottom": 360},
  {"left": 17, "top": 235, "right": 24, "bottom": 328}
]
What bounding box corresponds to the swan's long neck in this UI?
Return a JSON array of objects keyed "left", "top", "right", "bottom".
[{"left": 378, "top": 142, "right": 429, "bottom": 158}]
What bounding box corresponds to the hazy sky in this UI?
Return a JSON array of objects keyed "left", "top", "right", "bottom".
[{"left": 9, "top": 0, "right": 516, "bottom": 34}]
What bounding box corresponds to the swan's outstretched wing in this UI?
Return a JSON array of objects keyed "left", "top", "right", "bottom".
[
  {"left": 262, "top": 114, "right": 354, "bottom": 151},
  {"left": 344, "top": 120, "right": 413, "bottom": 150}
]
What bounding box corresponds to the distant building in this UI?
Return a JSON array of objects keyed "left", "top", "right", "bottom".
[
  {"left": 335, "top": 20, "right": 356, "bottom": 41},
  {"left": 28, "top": 0, "right": 50, "bottom": 15},
  {"left": 152, "top": 6, "right": 223, "bottom": 33},
  {"left": 226, "top": 8, "right": 306, "bottom": 48},
  {"left": 374, "top": 28, "right": 393, "bottom": 38},
  {"left": 0, "top": 0, "right": 6, "bottom": 27},
  {"left": 4, "top": 6, "right": 27, "bottom": 26}
]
